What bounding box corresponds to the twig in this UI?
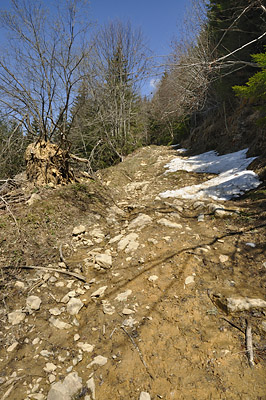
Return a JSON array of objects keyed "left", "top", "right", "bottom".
[
  {"left": 246, "top": 319, "right": 255, "bottom": 368},
  {"left": 221, "top": 317, "right": 245, "bottom": 334},
  {"left": 0, "top": 195, "right": 20, "bottom": 233},
  {"left": 59, "top": 243, "right": 69, "bottom": 269},
  {"left": 3, "top": 265, "right": 86, "bottom": 282},
  {"left": 121, "top": 326, "right": 154, "bottom": 380}
]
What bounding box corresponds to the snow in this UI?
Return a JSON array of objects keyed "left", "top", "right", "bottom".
[{"left": 160, "top": 149, "right": 261, "bottom": 201}]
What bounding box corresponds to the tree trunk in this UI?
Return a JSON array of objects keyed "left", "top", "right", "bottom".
[{"left": 25, "top": 141, "right": 74, "bottom": 185}]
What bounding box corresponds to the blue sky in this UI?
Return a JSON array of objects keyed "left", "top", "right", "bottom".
[{"left": 0, "top": 0, "right": 192, "bottom": 95}]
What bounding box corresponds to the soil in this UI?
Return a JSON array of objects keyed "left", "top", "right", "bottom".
[{"left": 0, "top": 145, "right": 266, "bottom": 400}]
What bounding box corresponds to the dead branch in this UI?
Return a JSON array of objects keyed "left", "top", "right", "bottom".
[
  {"left": 3, "top": 265, "right": 86, "bottom": 282},
  {"left": 246, "top": 319, "right": 255, "bottom": 368},
  {"left": 121, "top": 326, "right": 154, "bottom": 380},
  {"left": 0, "top": 195, "right": 20, "bottom": 233}
]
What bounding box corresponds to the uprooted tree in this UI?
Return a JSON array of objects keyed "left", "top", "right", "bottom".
[{"left": 0, "top": 0, "right": 92, "bottom": 185}]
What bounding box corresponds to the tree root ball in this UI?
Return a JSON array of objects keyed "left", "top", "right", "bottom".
[{"left": 25, "top": 141, "right": 74, "bottom": 185}]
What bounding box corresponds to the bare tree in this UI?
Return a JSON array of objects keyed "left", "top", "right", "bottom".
[
  {"left": 0, "top": 0, "right": 92, "bottom": 184},
  {"left": 71, "top": 20, "right": 150, "bottom": 163}
]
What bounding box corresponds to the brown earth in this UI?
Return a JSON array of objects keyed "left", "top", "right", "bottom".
[{"left": 0, "top": 145, "right": 266, "bottom": 400}]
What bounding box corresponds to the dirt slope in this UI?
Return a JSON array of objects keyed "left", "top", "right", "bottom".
[{"left": 0, "top": 145, "right": 266, "bottom": 400}]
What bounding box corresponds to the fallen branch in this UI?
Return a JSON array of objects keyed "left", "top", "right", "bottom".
[
  {"left": 246, "top": 319, "right": 255, "bottom": 368},
  {"left": 121, "top": 326, "right": 154, "bottom": 380},
  {"left": 0, "top": 195, "right": 20, "bottom": 233},
  {"left": 3, "top": 265, "right": 86, "bottom": 282}
]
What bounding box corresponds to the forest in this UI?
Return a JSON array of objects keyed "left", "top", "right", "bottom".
[{"left": 0, "top": 0, "right": 265, "bottom": 184}]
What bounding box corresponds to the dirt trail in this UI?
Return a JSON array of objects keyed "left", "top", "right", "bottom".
[{"left": 1, "top": 145, "right": 266, "bottom": 400}]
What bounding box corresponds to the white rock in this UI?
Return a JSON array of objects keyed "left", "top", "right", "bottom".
[
  {"left": 7, "top": 342, "right": 19, "bottom": 352},
  {"left": 95, "top": 254, "right": 112, "bottom": 269},
  {"left": 27, "top": 193, "right": 42, "bottom": 206},
  {"left": 122, "top": 308, "right": 135, "bottom": 315},
  {"left": 109, "top": 234, "right": 123, "bottom": 244},
  {"left": 219, "top": 254, "right": 229, "bottom": 263},
  {"left": 49, "top": 307, "right": 62, "bottom": 316},
  {"left": 15, "top": 281, "right": 25, "bottom": 289},
  {"left": 122, "top": 316, "right": 137, "bottom": 327},
  {"left": 227, "top": 297, "right": 266, "bottom": 312},
  {"left": 197, "top": 214, "right": 204, "bottom": 222},
  {"left": 185, "top": 276, "right": 195, "bottom": 285},
  {"left": 128, "top": 214, "right": 152, "bottom": 230},
  {"left": 67, "top": 298, "right": 84, "bottom": 315},
  {"left": 115, "top": 289, "right": 132, "bottom": 302},
  {"left": 125, "top": 239, "right": 139, "bottom": 253},
  {"left": 26, "top": 295, "right": 42, "bottom": 310},
  {"left": 74, "top": 334, "right": 80, "bottom": 341},
  {"left": 72, "top": 225, "right": 86, "bottom": 236},
  {"left": 90, "top": 228, "right": 104, "bottom": 239},
  {"left": 77, "top": 342, "right": 94, "bottom": 352},
  {"left": 61, "top": 294, "right": 70, "bottom": 303},
  {"left": 49, "top": 317, "right": 72, "bottom": 330},
  {"left": 148, "top": 275, "right": 158, "bottom": 282},
  {"left": 32, "top": 337, "right": 40, "bottom": 345},
  {"left": 102, "top": 300, "right": 115, "bottom": 315},
  {"left": 8, "top": 310, "right": 26, "bottom": 325},
  {"left": 117, "top": 233, "right": 139, "bottom": 252},
  {"left": 49, "top": 374, "right": 56, "bottom": 384},
  {"left": 40, "top": 350, "right": 52, "bottom": 357},
  {"left": 87, "top": 355, "right": 108, "bottom": 368},
  {"left": 47, "top": 372, "right": 83, "bottom": 400},
  {"left": 140, "top": 392, "right": 151, "bottom": 400},
  {"left": 91, "top": 286, "right": 107, "bottom": 298},
  {"left": 43, "top": 363, "right": 57, "bottom": 373},
  {"left": 246, "top": 242, "right": 256, "bottom": 248},
  {"left": 87, "top": 377, "right": 96, "bottom": 400},
  {"left": 157, "top": 218, "right": 182, "bottom": 229}
]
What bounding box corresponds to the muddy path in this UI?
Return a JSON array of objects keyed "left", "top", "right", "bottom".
[{"left": 1, "top": 146, "right": 266, "bottom": 399}]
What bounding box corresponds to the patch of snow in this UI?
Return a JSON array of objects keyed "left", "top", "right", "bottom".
[{"left": 160, "top": 149, "right": 260, "bottom": 201}]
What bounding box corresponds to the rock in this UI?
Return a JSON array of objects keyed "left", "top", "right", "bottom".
[
  {"left": 185, "top": 275, "right": 195, "bottom": 285},
  {"left": 72, "top": 225, "right": 86, "bottom": 236},
  {"left": 7, "top": 342, "right": 19, "bottom": 352},
  {"left": 115, "top": 289, "right": 132, "bottom": 302},
  {"left": 261, "top": 321, "right": 266, "bottom": 332},
  {"left": 49, "top": 317, "right": 72, "bottom": 330},
  {"left": 67, "top": 298, "right": 84, "bottom": 315},
  {"left": 227, "top": 297, "right": 266, "bottom": 313},
  {"left": 47, "top": 372, "right": 83, "bottom": 400},
  {"left": 87, "top": 377, "right": 96, "bottom": 400},
  {"left": 44, "top": 363, "right": 57, "bottom": 373},
  {"left": 122, "top": 308, "right": 135, "bottom": 315},
  {"left": 140, "top": 392, "right": 151, "bottom": 400},
  {"left": 49, "top": 374, "right": 56, "bottom": 384},
  {"left": 90, "top": 228, "right": 104, "bottom": 239},
  {"left": 91, "top": 286, "right": 107, "bottom": 298},
  {"left": 95, "top": 254, "right": 112, "bottom": 269},
  {"left": 8, "top": 310, "right": 26, "bottom": 325},
  {"left": 215, "top": 209, "right": 232, "bottom": 218},
  {"left": 157, "top": 218, "right": 182, "bottom": 229},
  {"left": 197, "top": 214, "right": 204, "bottom": 222},
  {"left": 102, "top": 300, "right": 115, "bottom": 315},
  {"left": 117, "top": 233, "right": 139, "bottom": 253},
  {"left": 122, "top": 316, "right": 137, "bottom": 327},
  {"left": 77, "top": 342, "right": 94, "bottom": 352},
  {"left": 74, "top": 334, "right": 80, "bottom": 341},
  {"left": 15, "top": 281, "right": 25, "bottom": 289},
  {"left": 148, "top": 275, "right": 158, "bottom": 282},
  {"left": 246, "top": 242, "right": 256, "bottom": 248},
  {"left": 27, "top": 193, "right": 42, "bottom": 206},
  {"left": 128, "top": 214, "right": 152, "bottom": 230},
  {"left": 26, "top": 295, "right": 42, "bottom": 310},
  {"left": 219, "top": 254, "right": 229, "bottom": 263},
  {"left": 87, "top": 355, "right": 108, "bottom": 368},
  {"left": 193, "top": 201, "right": 205, "bottom": 210},
  {"left": 49, "top": 307, "right": 62, "bottom": 316},
  {"left": 109, "top": 234, "right": 123, "bottom": 244}
]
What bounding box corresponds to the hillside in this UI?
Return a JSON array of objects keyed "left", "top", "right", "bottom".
[{"left": 0, "top": 145, "right": 266, "bottom": 399}]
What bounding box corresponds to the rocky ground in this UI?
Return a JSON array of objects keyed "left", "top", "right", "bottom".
[{"left": 0, "top": 145, "right": 266, "bottom": 400}]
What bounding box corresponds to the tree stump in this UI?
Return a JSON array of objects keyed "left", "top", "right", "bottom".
[{"left": 25, "top": 141, "right": 74, "bottom": 185}]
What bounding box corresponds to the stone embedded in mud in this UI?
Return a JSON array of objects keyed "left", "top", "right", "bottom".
[
  {"left": 8, "top": 310, "right": 26, "bottom": 325},
  {"left": 66, "top": 298, "right": 84, "bottom": 315},
  {"left": 117, "top": 233, "right": 139, "bottom": 253},
  {"left": 148, "top": 275, "right": 158, "bottom": 282},
  {"left": 91, "top": 286, "right": 107, "bottom": 298},
  {"left": 115, "top": 289, "right": 132, "bottom": 302},
  {"left": 219, "top": 254, "right": 229, "bottom": 263},
  {"left": 72, "top": 225, "right": 86, "bottom": 236},
  {"left": 122, "top": 308, "right": 135, "bottom": 315},
  {"left": 77, "top": 342, "right": 94, "bottom": 352},
  {"left": 95, "top": 253, "right": 112, "bottom": 269},
  {"left": 227, "top": 297, "right": 266, "bottom": 313},
  {"left": 139, "top": 391, "right": 151, "bottom": 400},
  {"left": 87, "top": 377, "right": 96, "bottom": 400},
  {"left": 49, "top": 317, "right": 72, "bottom": 330},
  {"left": 26, "top": 295, "right": 42, "bottom": 310},
  {"left": 127, "top": 213, "right": 152, "bottom": 230},
  {"left": 157, "top": 218, "right": 182, "bottom": 229},
  {"left": 47, "top": 371, "right": 83, "bottom": 400},
  {"left": 87, "top": 355, "right": 108, "bottom": 368},
  {"left": 49, "top": 307, "right": 62, "bottom": 316},
  {"left": 7, "top": 342, "right": 19, "bottom": 352},
  {"left": 185, "top": 276, "right": 195, "bottom": 285},
  {"left": 43, "top": 363, "right": 57, "bottom": 373}
]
